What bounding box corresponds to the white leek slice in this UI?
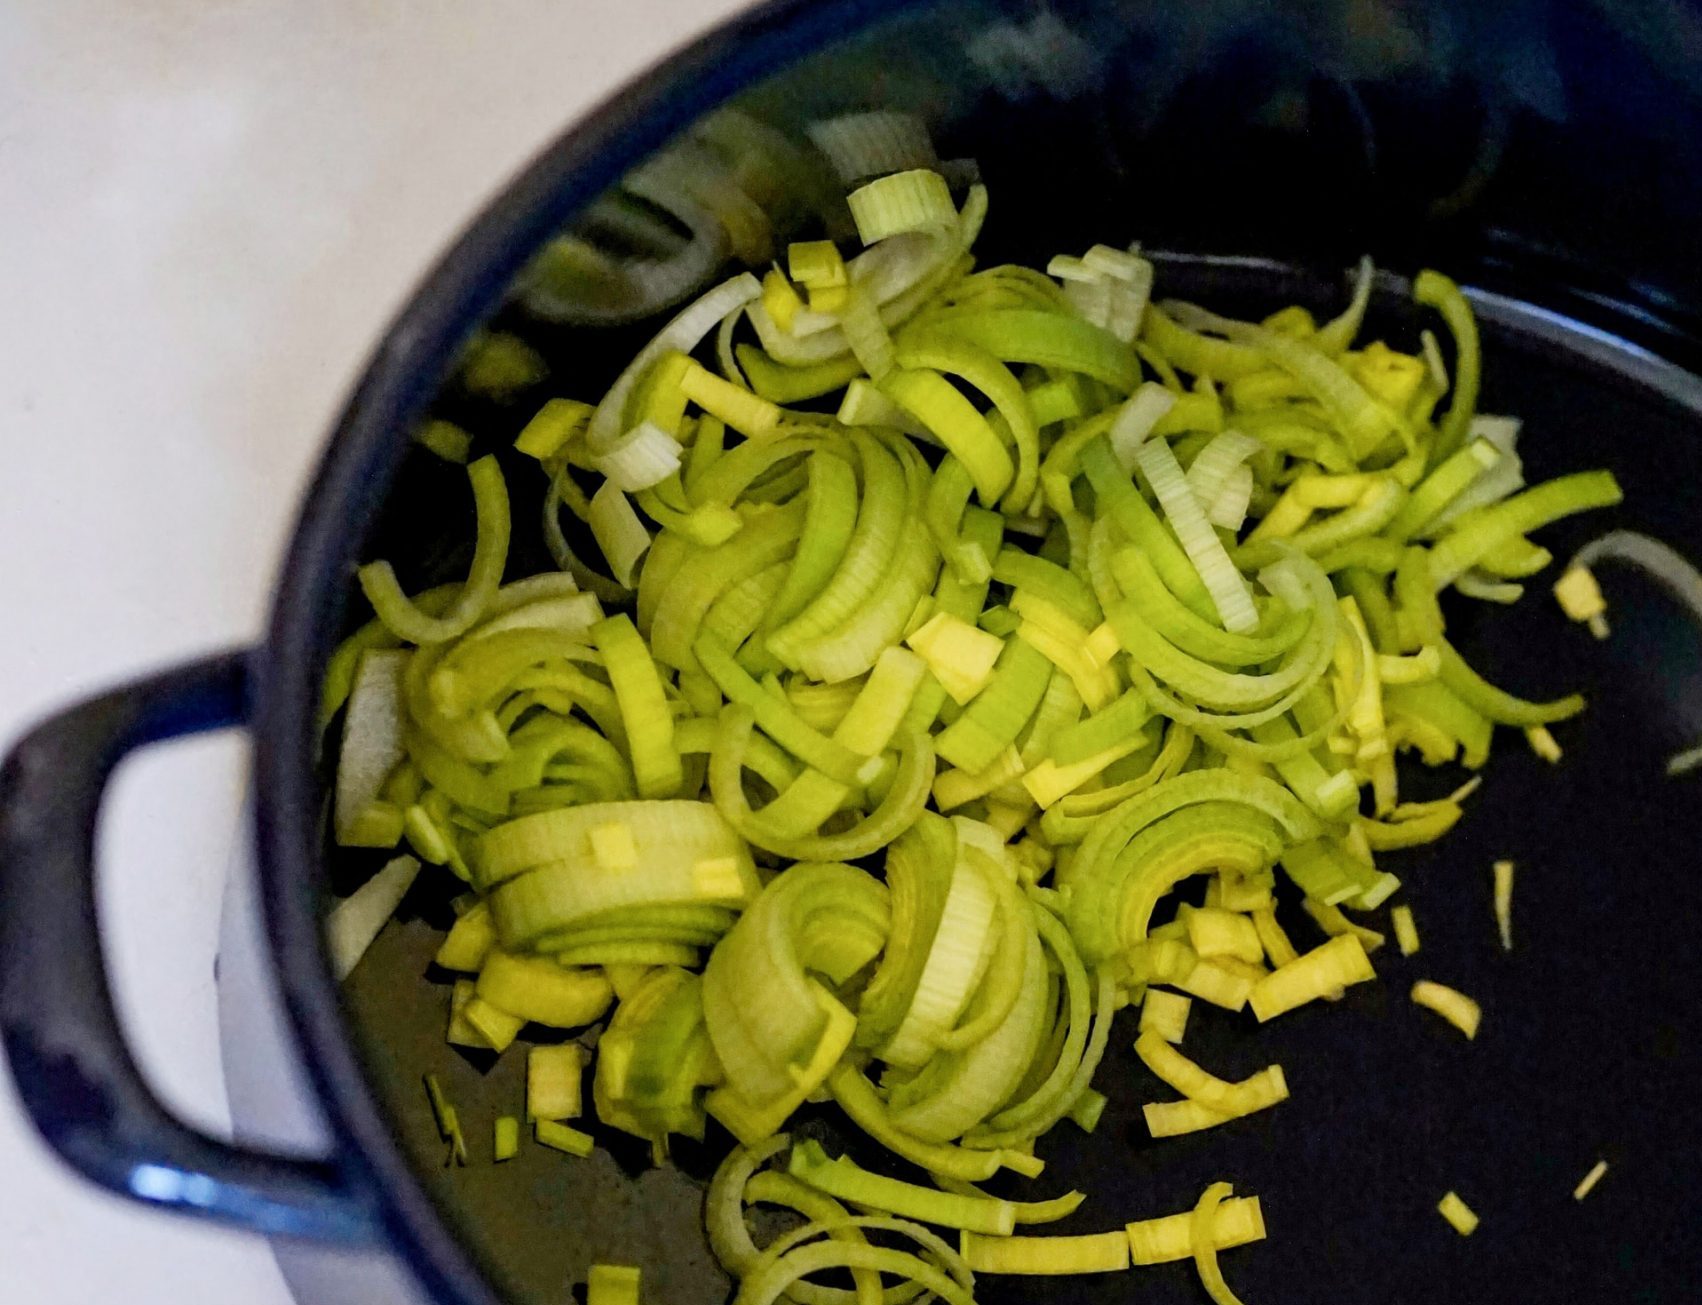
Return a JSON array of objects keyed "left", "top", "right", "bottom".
[
  {"left": 1136, "top": 438, "right": 1258, "bottom": 633},
  {"left": 880, "top": 850, "right": 998, "bottom": 1068},
  {"left": 1108, "top": 383, "right": 1177, "bottom": 470},
  {"left": 334, "top": 649, "right": 408, "bottom": 846},
  {"left": 586, "top": 273, "right": 761, "bottom": 454},
  {"left": 594, "top": 421, "right": 682, "bottom": 491},
  {"left": 325, "top": 855, "right": 421, "bottom": 980}
]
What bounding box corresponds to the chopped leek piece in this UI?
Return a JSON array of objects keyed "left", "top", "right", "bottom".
[
  {"left": 534, "top": 1119, "right": 596, "bottom": 1157},
  {"left": 528, "top": 1043, "right": 587, "bottom": 1120},
  {"left": 959, "top": 1229, "right": 1130, "bottom": 1275},
  {"left": 1391, "top": 904, "right": 1421, "bottom": 957},
  {"left": 1525, "top": 724, "right": 1562, "bottom": 763},
  {"left": 587, "top": 1265, "right": 642, "bottom": 1305},
  {"left": 1493, "top": 859, "right": 1515, "bottom": 951},
  {"left": 1574, "top": 1159, "right": 1609, "bottom": 1201},
  {"left": 1250, "top": 935, "right": 1376, "bottom": 1022},
  {"left": 847, "top": 170, "right": 955, "bottom": 244},
  {"left": 325, "top": 855, "right": 421, "bottom": 981},
  {"left": 1138, "top": 989, "right": 1191, "bottom": 1044},
  {"left": 906, "top": 612, "right": 1005, "bottom": 705},
  {"left": 494, "top": 1116, "right": 520, "bottom": 1162},
  {"left": 1553, "top": 564, "right": 1610, "bottom": 639},
  {"left": 1437, "top": 1190, "right": 1479, "bottom": 1236},
  {"left": 435, "top": 900, "right": 495, "bottom": 973},
  {"left": 1411, "top": 980, "right": 1482, "bottom": 1039},
  {"left": 1182, "top": 907, "right": 1263, "bottom": 964},
  {"left": 1126, "top": 1196, "right": 1264, "bottom": 1265}
]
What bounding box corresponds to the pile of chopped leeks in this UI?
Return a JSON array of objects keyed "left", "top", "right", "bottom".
[{"left": 322, "top": 116, "right": 1623, "bottom": 1305}]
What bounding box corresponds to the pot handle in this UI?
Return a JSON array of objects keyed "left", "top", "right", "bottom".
[{"left": 0, "top": 652, "right": 378, "bottom": 1245}]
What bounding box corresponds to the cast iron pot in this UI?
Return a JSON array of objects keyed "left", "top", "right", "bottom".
[{"left": 5, "top": 1, "right": 1702, "bottom": 1302}]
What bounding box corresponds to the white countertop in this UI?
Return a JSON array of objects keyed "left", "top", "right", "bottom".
[{"left": 0, "top": 2, "right": 748, "bottom": 1299}]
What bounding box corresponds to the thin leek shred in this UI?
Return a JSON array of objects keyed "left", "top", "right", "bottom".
[
  {"left": 1493, "top": 859, "right": 1515, "bottom": 951},
  {"left": 1574, "top": 1160, "right": 1609, "bottom": 1201},
  {"left": 327, "top": 155, "right": 1622, "bottom": 1297}
]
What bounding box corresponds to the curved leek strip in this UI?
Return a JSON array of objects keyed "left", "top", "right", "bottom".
[
  {"left": 768, "top": 435, "right": 909, "bottom": 662},
  {"left": 736, "top": 345, "right": 865, "bottom": 403},
  {"left": 857, "top": 814, "right": 954, "bottom": 1047},
  {"left": 731, "top": 1217, "right": 975, "bottom": 1305},
  {"left": 1191, "top": 1183, "right": 1249, "bottom": 1305},
  {"left": 1134, "top": 1031, "right": 1276, "bottom": 1114},
  {"left": 1411, "top": 979, "right": 1481, "bottom": 1039},
  {"left": 920, "top": 308, "right": 1139, "bottom": 391},
  {"left": 1037, "top": 723, "right": 1195, "bottom": 843},
  {"left": 887, "top": 912, "right": 1048, "bottom": 1140},
  {"left": 1107, "top": 585, "right": 1329, "bottom": 712},
  {"left": 1414, "top": 270, "right": 1481, "bottom": 465},
  {"left": 1185, "top": 304, "right": 1404, "bottom": 459},
  {"left": 751, "top": 647, "right": 926, "bottom": 838},
  {"left": 788, "top": 1141, "right": 1016, "bottom": 1234},
  {"left": 590, "top": 614, "right": 681, "bottom": 798},
  {"left": 1109, "top": 544, "right": 1307, "bottom": 663},
  {"left": 880, "top": 847, "right": 999, "bottom": 1068},
  {"left": 964, "top": 907, "right": 1093, "bottom": 1145},
  {"left": 825, "top": 1064, "right": 1006, "bottom": 1181},
  {"left": 969, "top": 962, "right": 1114, "bottom": 1150},
  {"left": 706, "top": 1135, "right": 790, "bottom": 1276},
  {"left": 1067, "top": 803, "right": 1285, "bottom": 964},
  {"left": 933, "top": 638, "right": 1053, "bottom": 773},
  {"left": 741, "top": 1173, "right": 915, "bottom": 1305},
  {"left": 994, "top": 548, "right": 1101, "bottom": 630},
  {"left": 695, "top": 634, "right": 875, "bottom": 785},
  {"left": 879, "top": 366, "right": 1012, "bottom": 505},
  {"left": 588, "top": 483, "right": 651, "bottom": 588},
  {"left": 1065, "top": 767, "right": 1319, "bottom": 889},
  {"left": 1429, "top": 470, "right": 1622, "bottom": 587},
  {"left": 1312, "top": 256, "right": 1375, "bottom": 354},
  {"left": 931, "top": 1176, "right": 1084, "bottom": 1226},
  {"left": 710, "top": 704, "right": 935, "bottom": 860},
  {"left": 651, "top": 500, "right": 807, "bottom": 671},
  {"left": 897, "top": 330, "right": 1039, "bottom": 511},
  {"left": 1136, "top": 437, "right": 1258, "bottom": 632},
  {"left": 1140, "top": 303, "right": 1266, "bottom": 380},
  {"left": 793, "top": 513, "right": 940, "bottom": 684},
  {"left": 960, "top": 1229, "right": 1129, "bottom": 1275},
  {"left": 1141, "top": 1067, "right": 1288, "bottom": 1137},
  {"left": 359, "top": 456, "right": 512, "bottom": 644},
  {"left": 1437, "top": 638, "right": 1584, "bottom": 725},
  {"left": 704, "top": 861, "right": 887, "bottom": 1107},
  {"left": 1238, "top": 477, "right": 1408, "bottom": 569},
  {"left": 586, "top": 273, "right": 761, "bottom": 454},
  {"left": 476, "top": 794, "right": 750, "bottom": 887},
  {"left": 764, "top": 452, "right": 859, "bottom": 630}
]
